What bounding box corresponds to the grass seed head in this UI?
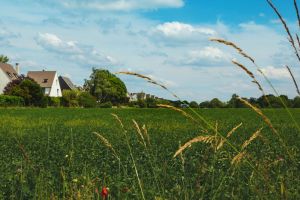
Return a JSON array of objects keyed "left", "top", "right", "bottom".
[
  {"left": 241, "top": 128, "right": 263, "bottom": 150},
  {"left": 174, "top": 135, "right": 217, "bottom": 158}
]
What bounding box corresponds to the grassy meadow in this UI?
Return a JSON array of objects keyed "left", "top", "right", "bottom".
[{"left": 0, "top": 108, "right": 299, "bottom": 199}]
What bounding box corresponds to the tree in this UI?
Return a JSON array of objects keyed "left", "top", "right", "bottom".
[
  {"left": 84, "top": 69, "right": 128, "bottom": 104},
  {"left": 209, "top": 98, "right": 225, "bottom": 108},
  {"left": 227, "top": 94, "right": 243, "bottom": 108},
  {"left": 189, "top": 101, "right": 199, "bottom": 108},
  {"left": 0, "top": 55, "right": 9, "bottom": 63},
  {"left": 199, "top": 101, "right": 210, "bottom": 108},
  {"left": 4, "top": 76, "right": 44, "bottom": 106},
  {"left": 293, "top": 96, "right": 300, "bottom": 108}
]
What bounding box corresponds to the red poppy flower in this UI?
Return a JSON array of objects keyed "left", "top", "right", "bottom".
[{"left": 101, "top": 187, "right": 109, "bottom": 199}]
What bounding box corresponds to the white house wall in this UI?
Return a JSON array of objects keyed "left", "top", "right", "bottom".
[
  {"left": 0, "top": 70, "right": 10, "bottom": 94},
  {"left": 49, "top": 73, "right": 62, "bottom": 97}
]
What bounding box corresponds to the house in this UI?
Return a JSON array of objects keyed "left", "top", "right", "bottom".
[
  {"left": 0, "top": 63, "right": 19, "bottom": 94},
  {"left": 58, "top": 76, "right": 76, "bottom": 91},
  {"left": 128, "top": 92, "right": 158, "bottom": 102},
  {"left": 27, "top": 71, "right": 62, "bottom": 97}
]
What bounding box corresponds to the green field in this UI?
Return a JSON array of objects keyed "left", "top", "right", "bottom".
[{"left": 0, "top": 108, "right": 299, "bottom": 199}]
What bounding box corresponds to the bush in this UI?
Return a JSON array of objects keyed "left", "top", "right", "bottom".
[
  {"left": 99, "top": 101, "right": 113, "bottom": 108},
  {"left": 137, "top": 100, "right": 147, "bottom": 108},
  {"left": 39, "top": 96, "right": 48, "bottom": 108},
  {"left": 49, "top": 97, "right": 61, "bottom": 107},
  {"left": 78, "top": 92, "right": 97, "bottom": 108},
  {"left": 4, "top": 77, "right": 44, "bottom": 107},
  {"left": 0, "top": 95, "right": 24, "bottom": 107},
  {"left": 62, "top": 90, "right": 79, "bottom": 107}
]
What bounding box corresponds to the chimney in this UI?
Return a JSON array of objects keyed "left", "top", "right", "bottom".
[{"left": 15, "top": 63, "right": 20, "bottom": 74}]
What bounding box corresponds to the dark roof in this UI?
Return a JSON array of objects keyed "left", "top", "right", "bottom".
[
  {"left": 0, "top": 63, "right": 18, "bottom": 80},
  {"left": 59, "top": 76, "right": 76, "bottom": 90},
  {"left": 27, "top": 71, "right": 56, "bottom": 88}
]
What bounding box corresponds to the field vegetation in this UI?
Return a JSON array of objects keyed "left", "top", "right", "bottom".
[{"left": 0, "top": 108, "right": 299, "bottom": 199}]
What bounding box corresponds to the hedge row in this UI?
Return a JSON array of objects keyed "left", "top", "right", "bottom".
[{"left": 0, "top": 95, "right": 24, "bottom": 107}]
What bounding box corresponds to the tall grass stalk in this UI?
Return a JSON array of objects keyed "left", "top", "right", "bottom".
[{"left": 111, "top": 114, "right": 146, "bottom": 200}]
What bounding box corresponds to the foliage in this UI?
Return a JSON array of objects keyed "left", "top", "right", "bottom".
[
  {"left": 78, "top": 92, "right": 97, "bottom": 108},
  {"left": 61, "top": 90, "right": 79, "bottom": 107},
  {"left": 98, "top": 101, "right": 113, "bottom": 108},
  {"left": 0, "top": 108, "right": 299, "bottom": 199},
  {"left": 209, "top": 98, "right": 225, "bottom": 108},
  {"left": 49, "top": 97, "right": 61, "bottom": 107},
  {"left": 198, "top": 94, "right": 299, "bottom": 108},
  {"left": 84, "top": 69, "right": 128, "bottom": 105},
  {"left": 4, "top": 76, "right": 44, "bottom": 106},
  {"left": 189, "top": 101, "right": 199, "bottom": 108},
  {"left": 0, "top": 95, "right": 24, "bottom": 107},
  {"left": 0, "top": 55, "right": 9, "bottom": 63}
]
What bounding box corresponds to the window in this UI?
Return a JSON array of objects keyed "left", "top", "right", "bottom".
[
  {"left": 57, "top": 89, "right": 59, "bottom": 96},
  {"left": 45, "top": 88, "right": 50, "bottom": 95},
  {"left": 43, "top": 79, "right": 48, "bottom": 83}
]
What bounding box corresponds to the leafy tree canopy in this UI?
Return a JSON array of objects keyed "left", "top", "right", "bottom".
[
  {"left": 84, "top": 69, "right": 128, "bottom": 104},
  {"left": 0, "top": 55, "right": 9, "bottom": 63},
  {"left": 4, "top": 76, "right": 44, "bottom": 106}
]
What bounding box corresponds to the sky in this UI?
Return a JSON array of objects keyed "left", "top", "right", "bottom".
[{"left": 0, "top": 0, "right": 299, "bottom": 102}]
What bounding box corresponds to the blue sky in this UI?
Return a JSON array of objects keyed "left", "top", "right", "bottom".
[{"left": 0, "top": 0, "right": 299, "bottom": 101}]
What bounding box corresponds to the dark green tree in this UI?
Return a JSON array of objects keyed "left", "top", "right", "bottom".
[
  {"left": 4, "top": 76, "right": 44, "bottom": 106},
  {"left": 227, "top": 94, "right": 247, "bottom": 108},
  {"left": 84, "top": 69, "right": 128, "bottom": 104},
  {"left": 0, "top": 55, "right": 9, "bottom": 63},
  {"left": 209, "top": 98, "right": 225, "bottom": 108},
  {"left": 292, "top": 96, "right": 300, "bottom": 108},
  {"left": 189, "top": 101, "right": 199, "bottom": 108},
  {"left": 199, "top": 101, "right": 210, "bottom": 108}
]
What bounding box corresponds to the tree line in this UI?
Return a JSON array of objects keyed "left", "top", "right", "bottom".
[{"left": 186, "top": 94, "right": 300, "bottom": 108}]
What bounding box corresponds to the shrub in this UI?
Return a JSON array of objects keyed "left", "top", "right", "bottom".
[
  {"left": 99, "top": 101, "right": 113, "bottom": 108},
  {"left": 39, "top": 96, "right": 48, "bottom": 108},
  {"left": 78, "top": 92, "right": 97, "bottom": 108},
  {"left": 4, "top": 77, "right": 44, "bottom": 107},
  {"left": 62, "top": 90, "right": 79, "bottom": 107},
  {"left": 137, "top": 100, "right": 147, "bottom": 108},
  {"left": 49, "top": 97, "right": 61, "bottom": 107},
  {"left": 0, "top": 95, "right": 24, "bottom": 107}
]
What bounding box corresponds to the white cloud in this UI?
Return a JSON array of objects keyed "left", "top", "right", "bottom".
[
  {"left": 155, "top": 22, "right": 216, "bottom": 37},
  {"left": 260, "top": 66, "right": 290, "bottom": 79},
  {"left": 186, "top": 47, "right": 231, "bottom": 65},
  {"left": 35, "top": 33, "right": 117, "bottom": 66},
  {"left": 36, "top": 33, "right": 82, "bottom": 54},
  {"left": 170, "top": 46, "right": 232, "bottom": 67},
  {"left": 150, "top": 22, "right": 217, "bottom": 46}
]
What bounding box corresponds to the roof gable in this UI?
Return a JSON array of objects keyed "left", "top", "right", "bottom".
[
  {"left": 27, "top": 71, "right": 57, "bottom": 88},
  {"left": 0, "top": 63, "right": 18, "bottom": 80},
  {"left": 59, "top": 76, "right": 76, "bottom": 90}
]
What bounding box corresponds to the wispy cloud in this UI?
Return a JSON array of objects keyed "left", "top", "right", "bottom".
[{"left": 35, "top": 33, "right": 118, "bottom": 66}]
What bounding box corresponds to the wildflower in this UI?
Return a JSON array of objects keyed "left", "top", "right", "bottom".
[{"left": 101, "top": 187, "right": 109, "bottom": 199}]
